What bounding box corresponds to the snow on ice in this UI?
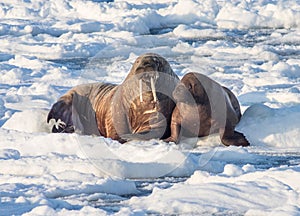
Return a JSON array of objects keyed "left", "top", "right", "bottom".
[{"left": 1, "top": 0, "right": 300, "bottom": 215}]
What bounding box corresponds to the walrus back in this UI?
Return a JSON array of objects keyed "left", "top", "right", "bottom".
[
  {"left": 71, "top": 83, "right": 116, "bottom": 135},
  {"left": 85, "top": 83, "right": 117, "bottom": 110},
  {"left": 47, "top": 82, "right": 116, "bottom": 135}
]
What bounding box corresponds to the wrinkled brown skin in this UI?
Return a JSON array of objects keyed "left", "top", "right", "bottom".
[
  {"left": 47, "top": 53, "right": 179, "bottom": 143},
  {"left": 165, "top": 72, "right": 249, "bottom": 147}
]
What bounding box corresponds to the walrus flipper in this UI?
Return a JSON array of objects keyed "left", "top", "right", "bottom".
[
  {"left": 221, "top": 130, "right": 250, "bottom": 147},
  {"left": 47, "top": 99, "right": 74, "bottom": 133}
]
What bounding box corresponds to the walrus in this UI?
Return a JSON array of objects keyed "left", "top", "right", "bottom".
[
  {"left": 164, "top": 72, "right": 249, "bottom": 146},
  {"left": 47, "top": 53, "right": 179, "bottom": 143}
]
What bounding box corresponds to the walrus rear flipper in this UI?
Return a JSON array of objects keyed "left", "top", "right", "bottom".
[
  {"left": 221, "top": 130, "right": 250, "bottom": 147},
  {"left": 120, "top": 129, "right": 166, "bottom": 142},
  {"left": 47, "top": 99, "right": 74, "bottom": 133}
]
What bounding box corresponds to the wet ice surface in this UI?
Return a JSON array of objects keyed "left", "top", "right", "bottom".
[{"left": 1, "top": 0, "right": 300, "bottom": 215}]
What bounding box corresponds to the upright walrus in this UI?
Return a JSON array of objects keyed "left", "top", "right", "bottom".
[
  {"left": 164, "top": 72, "right": 249, "bottom": 146},
  {"left": 47, "top": 53, "right": 179, "bottom": 143}
]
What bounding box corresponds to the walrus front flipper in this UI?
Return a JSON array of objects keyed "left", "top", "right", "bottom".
[
  {"left": 220, "top": 128, "right": 250, "bottom": 147},
  {"left": 47, "top": 99, "right": 74, "bottom": 133}
]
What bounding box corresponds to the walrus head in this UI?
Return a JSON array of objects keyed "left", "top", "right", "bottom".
[
  {"left": 173, "top": 72, "right": 209, "bottom": 105},
  {"left": 124, "top": 53, "right": 176, "bottom": 104}
]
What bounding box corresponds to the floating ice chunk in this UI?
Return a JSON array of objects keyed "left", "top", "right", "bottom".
[
  {"left": 238, "top": 104, "right": 300, "bottom": 147},
  {"left": 2, "top": 109, "right": 52, "bottom": 133},
  {"left": 223, "top": 164, "right": 244, "bottom": 177},
  {"left": 22, "top": 205, "right": 56, "bottom": 216},
  {"left": 173, "top": 24, "right": 225, "bottom": 39}
]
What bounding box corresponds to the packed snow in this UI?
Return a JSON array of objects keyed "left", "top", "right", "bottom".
[{"left": 1, "top": 0, "right": 300, "bottom": 215}]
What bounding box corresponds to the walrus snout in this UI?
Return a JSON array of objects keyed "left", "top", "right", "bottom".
[
  {"left": 139, "top": 71, "right": 159, "bottom": 83},
  {"left": 173, "top": 83, "right": 190, "bottom": 103},
  {"left": 174, "top": 84, "right": 186, "bottom": 93}
]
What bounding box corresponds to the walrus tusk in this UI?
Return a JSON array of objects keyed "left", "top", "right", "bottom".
[
  {"left": 150, "top": 77, "right": 157, "bottom": 102},
  {"left": 139, "top": 79, "right": 143, "bottom": 103}
]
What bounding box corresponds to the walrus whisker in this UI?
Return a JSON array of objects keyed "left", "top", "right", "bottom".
[
  {"left": 139, "top": 79, "right": 143, "bottom": 103},
  {"left": 150, "top": 77, "right": 157, "bottom": 102}
]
